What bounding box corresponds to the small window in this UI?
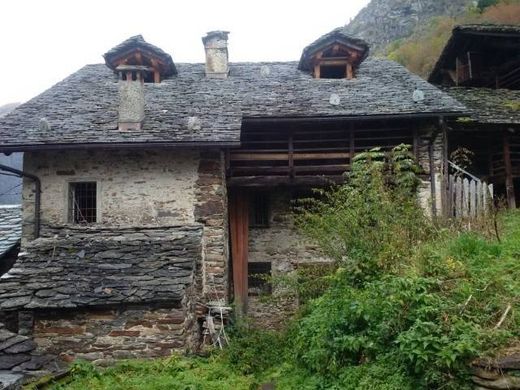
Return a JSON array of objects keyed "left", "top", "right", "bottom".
[
  {"left": 249, "top": 193, "right": 269, "bottom": 228},
  {"left": 69, "top": 182, "right": 97, "bottom": 223},
  {"left": 248, "top": 262, "right": 272, "bottom": 296},
  {"left": 320, "top": 64, "right": 347, "bottom": 79}
]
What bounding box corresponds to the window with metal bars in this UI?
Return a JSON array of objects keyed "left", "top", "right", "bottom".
[
  {"left": 249, "top": 192, "right": 269, "bottom": 228},
  {"left": 69, "top": 182, "right": 97, "bottom": 223}
]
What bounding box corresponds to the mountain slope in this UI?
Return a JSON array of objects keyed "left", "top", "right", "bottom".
[{"left": 345, "top": 0, "right": 473, "bottom": 54}]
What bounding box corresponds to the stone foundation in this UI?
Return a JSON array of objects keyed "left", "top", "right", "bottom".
[{"left": 33, "top": 305, "right": 193, "bottom": 365}]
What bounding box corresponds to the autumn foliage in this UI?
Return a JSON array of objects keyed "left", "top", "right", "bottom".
[{"left": 386, "top": 0, "right": 520, "bottom": 78}]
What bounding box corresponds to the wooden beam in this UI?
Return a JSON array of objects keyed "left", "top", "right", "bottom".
[
  {"left": 228, "top": 175, "right": 345, "bottom": 187},
  {"left": 503, "top": 132, "right": 516, "bottom": 208},
  {"left": 349, "top": 125, "right": 355, "bottom": 163},
  {"left": 429, "top": 140, "right": 437, "bottom": 218},
  {"left": 413, "top": 129, "right": 419, "bottom": 158},
  {"left": 230, "top": 152, "right": 350, "bottom": 161},
  {"left": 289, "top": 132, "right": 294, "bottom": 178},
  {"left": 314, "top": 64, "right": 320, "bottom": 79},
  {"left": 229, "top": 190, "right": 249, "bottom": 314}
]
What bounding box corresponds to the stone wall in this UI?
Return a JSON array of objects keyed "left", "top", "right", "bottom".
[
  {"left": 417, "top": 128, "right": 444, "bottom": 217},
  {"left": 22, "top": 149, "right": 200, "bottom": 242},
  {"left": 194, "top": 150, "right": 229, "bottom": 303},
  {"left": 248, "top": 188, "right": 330, "bottom": 329},
  {"left": 33, "top": 304, "right": 192, "bottom": 364},
  {"left": 471, "top": 353, "right": 520, "bottom": 389}
]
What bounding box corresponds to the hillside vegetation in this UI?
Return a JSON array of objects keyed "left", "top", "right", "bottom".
[
  {"left": 47, "top": 147, "right": 520, "bottom": 390},
  {"left": 386, "top": 0, "right": 520, "bottom": 78}
]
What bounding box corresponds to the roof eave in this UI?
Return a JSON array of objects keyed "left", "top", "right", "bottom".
[
  {"left": 243, "top": 111, "right": 470, "bottom": 124},
  {"left": 0, "top": 140, "right": 241, "bottom": 153}
]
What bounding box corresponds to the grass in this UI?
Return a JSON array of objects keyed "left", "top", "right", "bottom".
[{"left": 47, "top": 356, "right": 256, "bottom": 390}]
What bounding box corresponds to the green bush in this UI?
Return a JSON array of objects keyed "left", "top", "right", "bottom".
[{"left": 295, "top": 145, "right": 430, "bottom": 285}]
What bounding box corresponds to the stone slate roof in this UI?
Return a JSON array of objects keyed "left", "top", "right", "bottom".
[
  {"left": 0, "top": 58, "right": 466, "bottom": 151},
  {"left": 0, "top": 225, "right": 202, "bottom": 310},
  {"left": 445, "top": 87, "right": 520, "bottom": 125},
  {"left": 429, "top": 24, "right": 520, "bottom": 84},
  {"left": 298, "top": 27, "right": 370, "bottom": 71},
  {"left": 0, "top": 206, "right": 21, "bottom": 258}
]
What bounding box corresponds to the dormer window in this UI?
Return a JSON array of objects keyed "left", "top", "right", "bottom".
[
  {"left": 103, "top": 35, "right": 176, "bottom": 84},
  {"left": 298, "top": 28, "right": 369, "bottom": 80}
]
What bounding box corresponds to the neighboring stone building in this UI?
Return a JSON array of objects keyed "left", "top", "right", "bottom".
[
  {"left": 0, "top": 28, "right": 467, "bottom": 364},
  {"left": 0, "top": 206, "right": 21, "bottom": 275}
]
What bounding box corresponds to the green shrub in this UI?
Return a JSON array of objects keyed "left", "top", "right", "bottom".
[
  {"left": 223, "top": 323, "right": 286, "bottom": 375},
  {"left": 295, "top": 145, "right": 430, "bottom": 285}
]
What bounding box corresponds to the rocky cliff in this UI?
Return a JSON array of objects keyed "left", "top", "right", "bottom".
[{"left": 345, "top": 0, "right": 474, "bottom": 53}]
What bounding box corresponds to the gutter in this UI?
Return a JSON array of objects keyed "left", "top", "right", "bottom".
[{"left": 0, "top": 164, "right": 40, "bottom": 239}]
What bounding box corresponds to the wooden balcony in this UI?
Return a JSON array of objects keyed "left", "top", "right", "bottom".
[{"left": 226, "top": 121, "right": 417, "bottom": 187}]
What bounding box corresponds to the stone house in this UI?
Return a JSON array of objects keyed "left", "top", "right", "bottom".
[{"left": 0, "top": 28, "right": 467, "bottom": 363}]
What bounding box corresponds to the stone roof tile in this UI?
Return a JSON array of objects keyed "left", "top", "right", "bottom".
[
  {"left": 0, "top": 59, "right": 467, "bottom": 150},
  {"left": 0, "top": 206, "right": 21, "bottom": 258}
]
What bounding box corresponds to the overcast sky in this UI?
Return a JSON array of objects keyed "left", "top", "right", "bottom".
[{"left": 0, "top": 0, "right": 369, "bottom": 106}]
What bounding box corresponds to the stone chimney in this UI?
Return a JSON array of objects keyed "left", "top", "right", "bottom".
[
  {"left": 117, "top": 65, "right": 146, "bottom": 131},
  {"left": 202, "top": 31, "right": 230, "bottom": 79}
]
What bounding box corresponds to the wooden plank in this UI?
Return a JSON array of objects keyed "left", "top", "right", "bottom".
[
  {"left": 469, "top": 179, "right": 477, "bottom": 218},
  {"left": 294, "top": 164, "right": 350, "bottom": 173},
  {"left": 456, "top": 177, "right": 463, "bottom": 218},
  {"left": 463, "top": 178, "right": 470, "bottom": 218},
  {"left": 448, "top": 174, "right": 454, "bottom": 217},
  {"left": 413, "top": 129, "right": 419, "bottom": 159},
  {"left": 230, "top": 152, "right": 350, "bottom": 161},
  {"left": 232, "top": 166, "right": 290, "bottom": 174},
  {"left": 289, "top": 133, "right": 294, "bottom": 178},
  {"left": 442, "top": 124, "right": 449, "bottom": 219},
  {"left": 429, "top": 142, "right": 437, "bottom": 217},
  {"left": 228, "top": 175, "right": 345, "bottom": 187},
  {"left": 483, "top": 181, "right": 488, "bottom": 216},
  {"left": 229, "top": 191, "right": 249, "bottom": 314},
  {"left": 503, "top": 133, "right": 516, "bottom": 208},
  {"left": 476, "top": 180, "right": 483, "bottom": 217}
]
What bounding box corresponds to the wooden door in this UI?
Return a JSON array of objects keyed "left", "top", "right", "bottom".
[{"left": 229, "top": 190, "right": 249, "bottom": 313}]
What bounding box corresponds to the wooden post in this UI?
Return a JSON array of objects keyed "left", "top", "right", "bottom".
[
  {"left": 288, "top": 132, "right": 294, "bottom": 178},
  {"left": 314, "top": 64, "right": 320, "bottom": 79},
  {"left": 346, "top": 63, "right": 353, "bottom": 80},
  {"left": 455, "top": 177, "right": 463, "bottom": 217},
  {"left": 412, "top": 129, "right": 419, "bottom": 159},
  {"left": 438, "top": 118, "right": 450, "bottom": 219},
  {"left": 349, "top": 124, "right": 355, "bottom": 168},
  {"left": 463, "top": 178, "right": 470, "bottom": 218},
  {"left": 429, "top": 140, "right": 437, "bottom": 218},
  {"left": 469, "top": 179, "right": 477, "bottom": 218},
  {"left": 229, "top": 190, "right": 249, "bottom": 314},
  {"left": 503, "top": 132, "right": 516, "bottom": 208}
]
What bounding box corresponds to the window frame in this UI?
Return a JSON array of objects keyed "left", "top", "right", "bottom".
[
  {"left": 249, "top": 192, "right": 270, "bottom": 228},
  {"left": 67, "top": 180, "right": 100, "bottom": 224}
]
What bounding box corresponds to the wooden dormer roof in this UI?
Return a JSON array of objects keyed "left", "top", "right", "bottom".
[
  {"left": 103, "top": 35, "right": 177, "bottom": 80},
  {"left": 298, "top": 27, "right": 370, "bottom": 74},
  {"left": 429, "top": 25, "right": 520, "bottom": 88}
]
